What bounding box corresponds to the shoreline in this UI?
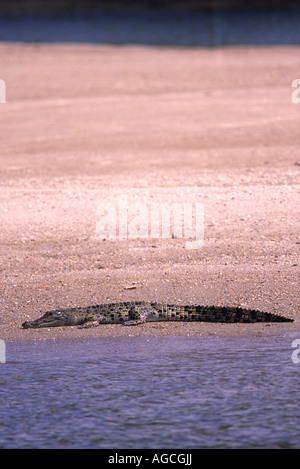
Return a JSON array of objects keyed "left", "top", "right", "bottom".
[{"left": 2, "top": 316, "right": 299, "bottom": 343}]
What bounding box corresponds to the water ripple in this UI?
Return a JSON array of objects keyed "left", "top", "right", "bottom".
[{"left": 0, "top": 335, "right": 299, "bottom": 449}]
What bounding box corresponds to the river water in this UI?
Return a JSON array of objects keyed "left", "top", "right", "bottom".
[
  {"left": 0, "top": 334, "right": 299, "bottom": 449},
  {"left": 0, "top": 9, "right": 300, "bottom": 45}
]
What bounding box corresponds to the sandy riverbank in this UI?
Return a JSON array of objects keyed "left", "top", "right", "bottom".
[{"left": 0, "top": 43, "right": 299, "bottom": 342}]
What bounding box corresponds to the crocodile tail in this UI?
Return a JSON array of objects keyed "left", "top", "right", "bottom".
[{"left": 163, "top": 304, "right": 293, "bottom": 323}]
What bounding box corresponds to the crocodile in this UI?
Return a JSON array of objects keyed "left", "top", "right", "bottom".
[{"left": 22, "top": 301, "right": 293, "bottom": 329}]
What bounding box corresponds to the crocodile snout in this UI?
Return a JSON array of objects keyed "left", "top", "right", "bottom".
[
  {"left": 22, "top": 311, "right": 67, "bottom": 329},
  {"left": 22, "top": 320, "right": 34, "bottom": 329}
]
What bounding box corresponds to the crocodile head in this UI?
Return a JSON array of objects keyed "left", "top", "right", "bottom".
[{"left": 22, "top": 310, "right": 73, "bottom": 329}]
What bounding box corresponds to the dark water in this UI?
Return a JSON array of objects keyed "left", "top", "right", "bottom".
[
  {"left": 0, "top": 334, "right": 299, "bottom": 449},
  {"left": 0, "top": 8, "right": 300, "bottom": 45}
]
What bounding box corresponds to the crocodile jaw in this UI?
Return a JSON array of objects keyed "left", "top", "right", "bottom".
[
  {"left": 22, "top": 311, "right": 71, "bottom": 328},
  {"left": 22, "top": 319, "right": 64, "bottom": 328}
]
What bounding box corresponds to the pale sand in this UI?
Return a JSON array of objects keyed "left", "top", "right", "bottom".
[{"left": 0, "top": 43, "right": 299, "bottom": 342}]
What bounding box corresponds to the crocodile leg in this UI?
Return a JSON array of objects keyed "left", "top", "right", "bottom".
[
  {"left": 123, "top": 318, "right": 146, "bottom": 326},
  {"left": 123, "top": 306, "right": 146, "bottom": 326},
  {"left": 123, "top": 305, "right": 146, "bottom": 326},
  {"left": 78, "top": 320, "right": 101, "bottom": 329}
]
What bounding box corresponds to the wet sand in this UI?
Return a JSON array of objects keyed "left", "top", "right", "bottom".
[{"left": 0, "top": 43, "right": 299, "bottom": 342}]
